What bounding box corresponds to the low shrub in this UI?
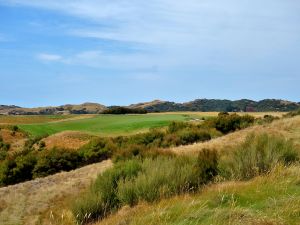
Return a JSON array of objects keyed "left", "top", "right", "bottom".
[
  {"left": 0, "top": 137, "right": 10, "bottom": 161},
  {"left": 177, "top": 129, "right": 211, "bottom": 146},
  {"left": 72, "top": 160, "right": 142, "bottom": 223},
  {"left": 102, "top": 107, "right": 147, "bottom": 114},
  {"left": 283, "top": 109, "right": 300, "bottom": 118},
  {"left": 73, "top": 152, "right": 219, "bottom": 224},
  {"left": 213, "top": 113, "right": 255, "bottom": 134},
  {"left": 256, "top": 115, "right": 280, "bottom": 125},
  {"left": 0, "top": 153, "right": 37, "bottom": 185},
  {"left": 219, "top": 133, "right": 299, "bottom": 180},
  {"left": 196, "top": 148, "right": 218, "bottom": 183},
  {"left": 33, "top": 148, "right": 81, "bottom": 178},
  {"left": 79, "top": 138, "right": 114, "bottom": 164}
]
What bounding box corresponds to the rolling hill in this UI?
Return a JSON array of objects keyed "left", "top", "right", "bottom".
[
  {"left": 129, "top": 99, "right": 300, "bottom": 112},
  {"left": 1, "top": 99, "right": 299, "bottom": 115},
  {"left": 0, "top": 103, "right": 107, "bottom": 115}
]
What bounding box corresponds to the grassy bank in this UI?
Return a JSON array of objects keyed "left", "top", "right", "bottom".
[
  {"left": 72, "top": 132, "right": 299, "bottom": 224},
  {"left": 97, "top": 164, "right": 300, "bottom": 225}
]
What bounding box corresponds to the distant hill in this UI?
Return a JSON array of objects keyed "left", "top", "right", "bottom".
[
  {"left": 0, "top": 103, "right": 107, "bottom": 115},
  {"left": 129, "top": 99, "right": 300, "bottom": 112},
  {"left": 1, "top": 99, "right": 299, "bottom": 115}
]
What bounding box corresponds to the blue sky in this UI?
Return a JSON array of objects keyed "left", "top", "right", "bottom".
[{"left": 0, "top": 0, "right": 299, "bottom": 107}]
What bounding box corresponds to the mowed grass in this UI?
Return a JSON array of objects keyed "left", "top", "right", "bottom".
[{"left": 18, "top": 114, "right": 193, "bottom": 137}]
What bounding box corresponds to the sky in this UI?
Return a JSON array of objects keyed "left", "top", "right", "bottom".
[{"left": 0, "top": 0, "right": 299, "bottom": 107}]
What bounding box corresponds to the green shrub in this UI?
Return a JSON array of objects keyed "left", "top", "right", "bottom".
[
  {"left": 196, "top": 148, "right": 218, "bottom": 183},
  {"left": 214, "top": 113, "right": 254, "bottom": 134},
  {"left": 102, "top": 107, "right": 147, "bottom": 114},
  {"left": 219, "top": 133, "right": 299, "bottom": 180},
  {"left": 73, "top": 154, "right": 219, "bottom": 224},
  {"left": 12, "top": 125, "right": 19, "bottom": 132},
  {"left": 167, "top": 121, "right": 191, "bottom": 133},
  {"left": 177, "top": 129, "right": 211, "bottom": 146},
  {"left": 256, "top": 115, "right": 280, "bottom": 125},
  {"left": 283, "top": 109, "right": 300, "bottom": 118},
  {"left": 0, "top": 138, "right": 10, "bottom": 161},
  {"left": 72, "top": 160, "right": 142, "bottom": 223},
  {"left": 33, "top": 148, "right": 81, "bottom": 178},
  {"left": 0, "top": 153, "right": 37, "bottom": 186},
  {"left": 79, "top": 138, "right": 114, "bottom": 164}
]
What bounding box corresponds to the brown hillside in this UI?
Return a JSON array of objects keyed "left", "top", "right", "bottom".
[
  {"left": 172, "top": 116, "right": 300, "bottom": 155},
  {"left": 0, "top": 160, "right": 113, "bottom": 225}
]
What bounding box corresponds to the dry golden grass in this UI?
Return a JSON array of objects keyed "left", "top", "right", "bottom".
[
  {"left": 0, "top": 114, "right": 95, "bottom": 125},
  {"left": 40, "top": 131, "right": 94, "bottom": 150},
  {"left": 172, "top": 116, "right": 300, "bottom": 155},
  {"left": 0, "top": 160, "right": 112, "bottom": 225},
  {"left": 152, "top": 111, "right": 285, "bottom": 118},
  {"left": 0, "top": 129, "right": 27, "bottom": 151}
]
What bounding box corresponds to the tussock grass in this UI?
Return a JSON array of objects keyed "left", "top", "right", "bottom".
[
  {"left": 96, "top": 164, "right": 300, "bottom": 225},
  {"left": 72, "top": 152, "right": 218, "bottom": 224},
  {"left": 90, "top": 130, "right": 299, "bottom": 225},
  {"left": 219, "top": 133, "right": 299, "bottom": 180}
]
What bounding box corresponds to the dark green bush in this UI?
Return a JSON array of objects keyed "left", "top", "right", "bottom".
[
  {"left": 177, "top": 129, "right": 211, "bottom": 146},
  {"left": 12, "top": 125, "right": 19, "bottom": 132},
  {"left": 79, "top": 138, "right": 114, "bottom": 164},
  {"left": 0, "top": 153, "right": 37, "bottom": 186},
  {"left": 102, "top": 107, "right": 147, "bottom": 114},
  {"left": 196, "top": 148, "right": 218, "bottom": 183},
  {"left": 214, "top": 113, "right": 254, "bottom": 134},
  {"left": 255, "top": 114, "right": 280, "bottom": 125},
  {"left": 33, "top": 148, "right": 81, "bottom": 178}
]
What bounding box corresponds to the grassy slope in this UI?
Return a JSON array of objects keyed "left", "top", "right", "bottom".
[
  {"left": 172, "top": 116, "right": 300, "bottom": 155},
  {"left": 18, "top": 114, "right": 191, "bottom": 137},
  {"left": 97, "top": 164, "right": 300, "bottom": 225},
  {"left": 0, "top": 160, "right": 112, "bottom": 225},
  {"left": 95, "top": 116, "right": 300, "bottom": 225},
  {"left": 0, "top": 116, "right": 298, "bottom": 225}
]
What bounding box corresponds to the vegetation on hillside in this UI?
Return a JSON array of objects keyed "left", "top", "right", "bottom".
[
  {"left": 102, "top": 107, "right": 147, "bottom": 114},
  {"left": 96, "top": 164, "right": 300, "bottom": 225},
  {"left": 72, "top": 152, "right": 218, "bottom": 224},
  {"left": 0, "top": 120, "right": 214, "bottom": 186},
  {"left": 284, "top": 108, "right": 300, "bottom": 118},
  {"left": 0, "top": 112, "right": 257, "bottom": 187},
  {"left": 0, "top": 136, "right": 10, "bottom": 161},
  {"left": 134, "top": 99, "right": 300, "bottom": 112},
  {"left": 73, "top": 132, "right": 299, "bottom": 224},
  {"left": 1, "top": 114, "right": 299, "bottom": 225}
]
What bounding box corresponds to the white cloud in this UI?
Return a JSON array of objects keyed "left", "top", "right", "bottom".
[
  {"left": 37, "top": 53, "right": 62, "bottom": 62},
  {"left": 4, "top": 0, "right": 300, "bottom": 72}
]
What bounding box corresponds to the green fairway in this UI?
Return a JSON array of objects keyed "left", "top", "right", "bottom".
[{"left": 18, "top": 114, "right": 194, "bottom": 137}]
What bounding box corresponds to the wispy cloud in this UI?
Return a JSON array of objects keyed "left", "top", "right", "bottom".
[
  {"left": 37, "top": 53, "right": 62, "bottom": 62},
  {"left": 4, "top": 0, "right": 300, "bottom": 73}
]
